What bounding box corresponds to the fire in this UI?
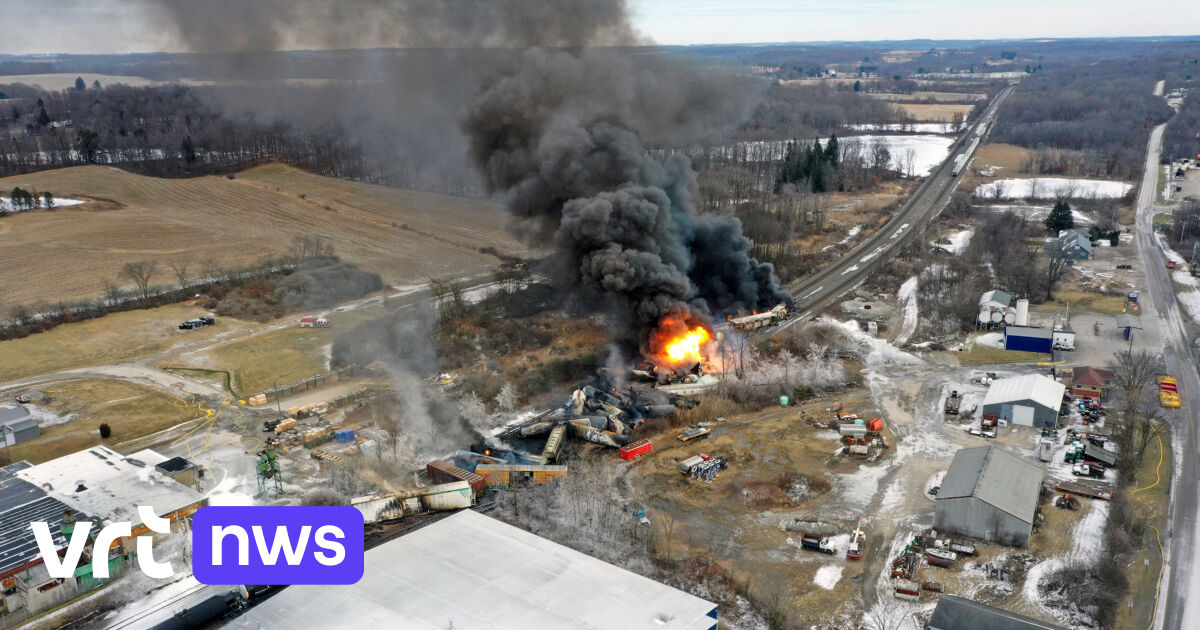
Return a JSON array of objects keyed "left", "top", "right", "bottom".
[{"left": 665, "top": 327, "right": 711, "bottom": 363}]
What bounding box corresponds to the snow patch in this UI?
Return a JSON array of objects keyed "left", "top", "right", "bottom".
[
  {"left": 942, "top": 229, "right": 974, "bottom": 255},
  {"left": 974, "top": 177, "right": 1132, "bottom": 200},
  {"left": 813, "top": 564, "right": 844, "bottom": 590},
  {"left": 823, "top": 224, "right": 863, "bottom": 251},
  {"left": 973, "top": 332, "right": 1005, "bottom": 349},
  {"left": 0, "top": 197, "right": 85, "bottom": 213},
  {"left": 894, "top": 276, "right": 919, "bottom": 345}
]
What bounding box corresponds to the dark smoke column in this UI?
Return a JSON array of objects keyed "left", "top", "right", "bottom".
[{"left": 461, "top": 49, "right": 790, "bottom": 361}]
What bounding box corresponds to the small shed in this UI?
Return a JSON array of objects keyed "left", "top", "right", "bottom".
[
  {"left": 981, "top": 374, "right": 1065, "bottom": 428},
  {"left": 934, "top": 446, "right": 1044, "bottom": 547},
  {"left": 979, "top": 290, "right": 1013, "bottom": 310},
  {"left": 1003, "top": 325, "right": 1053, "bottom": 354},
  {"left": 0, "top": 407, "right": 39, "bottom": 447}
]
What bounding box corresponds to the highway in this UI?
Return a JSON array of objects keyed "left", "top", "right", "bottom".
[
  {"left": 1139, "top": 122, "right": 1200, "bottom": 630},
  {"left": 770, "top": 84, "right": 1016, "bottom": 336}
]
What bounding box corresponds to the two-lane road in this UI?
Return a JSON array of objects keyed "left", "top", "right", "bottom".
[
  {"left": 1140, "top": 122, "right": 1200, "bottom": 630},
  {"left": 770, "top": 85, "right": 1016, "bottom": 336}
]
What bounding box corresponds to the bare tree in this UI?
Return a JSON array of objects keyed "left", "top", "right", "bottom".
[
  {"left": 119, "top": 261, "right": 159, "bottom": 299},
  {"left": 167, "top": 257, "right": 192, "bottom": 289},
  {"left": 1044, "top": 245, "right": 1069, "bottom": 300},
  {"left": 294, "top": 235, "right": 333, "bottom": 260},
  {"left": 1108, "top": 350, "right": 1167, "bottom": 479}
]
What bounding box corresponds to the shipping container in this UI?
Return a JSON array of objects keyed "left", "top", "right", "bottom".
[
  {"left": 838, "top": 423, "right": 868, "bottom": 437},
  {"left": 427, "top": 460, "right": 487, "bottom": 497},
  {"left": 474, "top": 464, "right": 568, "bottom": 488},
  {"left": 619, "top": 439, "right": 653, "bottom": 460},
  {"left": 868, "top": 418, "right": 884, "bottom": 432},
  {"left": 335, "top": 429, "right": 356, "bottom": 442}
]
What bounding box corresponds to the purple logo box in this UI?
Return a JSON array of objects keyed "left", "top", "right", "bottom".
[{"left": 192, "top": 506, "right": 364, "bottom": 585}]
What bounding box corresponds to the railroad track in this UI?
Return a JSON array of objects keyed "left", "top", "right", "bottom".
[{"left": 767, "top": 84, "right": 1017, "bottom": 338}]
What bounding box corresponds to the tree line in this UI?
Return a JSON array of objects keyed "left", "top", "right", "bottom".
[{"left": 992, "top": 56, "right": 1180, "bottom": 180}]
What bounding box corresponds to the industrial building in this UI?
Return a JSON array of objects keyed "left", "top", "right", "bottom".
[
  {"left": 1043, "top": 230, "right": 1093, "bottom": 260},
  {"left": 929, "top": 594, "right": 1068, "bottom": 629},
  {"left": 0, "top": 407, "right": 38, "bottom": 447},
  {"left": 981, "top": 374, "right": 1065, "bottom": 428},
  {"left": 0, "top": 447, "right": 204, "bottom": 621},
  {"left": 934, "top": 446, "right": 1044, "bottom": 547},
  {"left": 1003, "top": 325, "right": 1052, "bottom": 354},
  {"left": 232, "top": 509, "right": 718, "bottom": 629}
]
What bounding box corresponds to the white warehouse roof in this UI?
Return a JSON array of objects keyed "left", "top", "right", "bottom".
[
  {"left": 15, "top": 446, "right": 204, "bottom": 527},
  {"left": 982, "top": 374, "right": 1065, "bottom": 411},
  {"left": 233, "top": 509, "right": 718, "bottom": 630}
]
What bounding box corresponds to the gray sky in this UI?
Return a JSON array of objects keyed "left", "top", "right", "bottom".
[{"left": 0, "top": 0, "right": 1197, "bottom": 55}]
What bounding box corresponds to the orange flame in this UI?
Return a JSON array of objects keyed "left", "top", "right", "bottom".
[{"left": 665, "top": 327, "right": 711, "bottom": 363}]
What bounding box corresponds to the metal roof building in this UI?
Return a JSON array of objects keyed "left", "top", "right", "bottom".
[
  {"left": 929, "top": 595, "right": 1067, "bottom": 630},
  {"left": 935, "top": 446, "right": 1044, "bottom": 547},
  {"left": 233, "top": 509, "right": 718, "bottom": 630},
  {"left": 15, "top": 446, "right": 205, "bottom": 529},
  {"left": 0, "top": 406, "right": 39, "bottom": 447},
  {"left": 981, "top": 374, "right": 1065, "bottom": 428}
]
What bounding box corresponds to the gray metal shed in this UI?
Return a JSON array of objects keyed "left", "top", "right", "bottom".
[
  {"left": 980, "top": 375, "right": 1065, "bottom": 428},
  {"left": 929, "top": 595, "right": 1068, "bottom": 630},
  {"left": 934, "top": 446, "right": 1044, "bottom": 547},
  {"left": 0, "top": 407, "right": 39, "bottom": 447}
]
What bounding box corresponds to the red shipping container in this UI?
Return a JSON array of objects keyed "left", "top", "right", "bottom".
[
  {"left": 427, "top": 460, "right": 486, "bottom": 498},
  {"left": 619, "top": 439, "right": 653, "bottom": 460},
  {"left": 869, "top": 418, "right": 883, "bottom": 432}
]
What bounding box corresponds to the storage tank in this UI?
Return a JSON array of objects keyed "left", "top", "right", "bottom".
[
  {"left": 1003, "top": 309, "right": 1016, "bottom": 324},
  {"left": 419, "top": 481, "right": 475, "bottom": 511},
  {"left": 990, "top": 310, "right": 1003, "bottom": 323},
  {"left": 1015, "top": 298, "right": 1030, "bottom": 326},
  {"left": 978, "top": 310, "right": 991, "bottom": 324}
]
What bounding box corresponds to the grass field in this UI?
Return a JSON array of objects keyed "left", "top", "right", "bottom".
[
  {"left": 4, "top": 379, "right": 201, "bottom": 464},
  {"left": 957, "top": 344, "right": 1048, "bottom": 365},
  {"left": 866, "top": 91, "right": 986, "bottom": 102},
  {"left": 0, "top": 303, "right": 254, "bottom": 381},
  {"left": 1116, "top": 432, "right": 1172, "bottom": 630},
  {"left": 166, "top": 306, "right": 380, "bottom": 396},
  {"left": 972, "top": 143, "right": 1032, "bottom": 175},
  {"left": 893, "top": 102, "right": 976, "bottom": 122},
  {"left": 0, "top": 163, "right": 533, "bottom": 305},
  {"left": 1043, "top": 290, "right": 1131, "bottom": 316}
]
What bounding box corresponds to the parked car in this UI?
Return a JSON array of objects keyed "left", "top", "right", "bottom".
[
  {"left": 1116, "top": 264, "right": 1134, "bottom": 270},
  {"left": 179, "top": 316, "right": 216, "bottom": 330}
]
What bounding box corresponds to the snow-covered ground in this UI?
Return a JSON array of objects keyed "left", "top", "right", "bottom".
[
  {"left": 895, "top": 276, "right": 919, "bottom": 345},
  {"left": 973, "top": 178, "right": 1133, "bottom": 200},
  {"left": 814, "top": 564, "right": 844, "bottom": 590},
  {"left": 708, "top": 134, "right": 954, "bottom": 176},
  {"left": 823, "top": 224, "right": 863, "bottom": 251},
  {"left": 0, "top": 197, "right": 85, "bottom": 213},
  {"left": 973, "top": 332, "right": 1005, "bottom": 349},
  {"left": 975, "top": 203, "right": 1094, "bottom": 226},
  {"left": 942, "top": 229, "right": 974, "bottom": 255},
  {"left": 845, "top": 122, "right": 961, "bottom": 134}
]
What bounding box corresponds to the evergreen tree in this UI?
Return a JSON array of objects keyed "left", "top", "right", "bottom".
[
  {"left": 36, "top": 108, "right": 50, "bottom": 127},
  {"left": 824, "top": 135, "right": 840, "bottom": 168},
  {"left": 1045, "top": 200, "right": 1075, "bottom": 232},
  {"left": 74, "top": 77, "right": 86, "bottom": 91}
]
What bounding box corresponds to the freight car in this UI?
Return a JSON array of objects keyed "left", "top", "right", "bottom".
[{"left": 427, "top": 460, "right": 487, "bottom": 498}]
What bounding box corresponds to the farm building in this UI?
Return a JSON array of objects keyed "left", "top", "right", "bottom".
[
  {"left": 981, "top": 374, "right": 1064, "bottom": 428},
  {"left": 0, "top": 407, "right": 38, "bottom": 447},
  {"left": 1069, "top": 366, "right": 1113, "bottom": 399},
  {"left": 929, "top": 594, "right": 1068, "bottom": 629},
  {"left": 934, "top": 446, "right": 1044, "bottom": 547},
  {"left": 1003, "top": 326, "right": 1053, "bottom": 354},
  {"left": 232, "top": 509, "right": 718, "bottom": 629},
  {"left": 1043, "top": 230, "right": 1092, "bottom": 260}
]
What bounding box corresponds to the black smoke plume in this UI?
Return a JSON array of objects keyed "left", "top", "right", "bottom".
[{"left": 145, "top": 0, "right": 791, "bottom": 359}]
